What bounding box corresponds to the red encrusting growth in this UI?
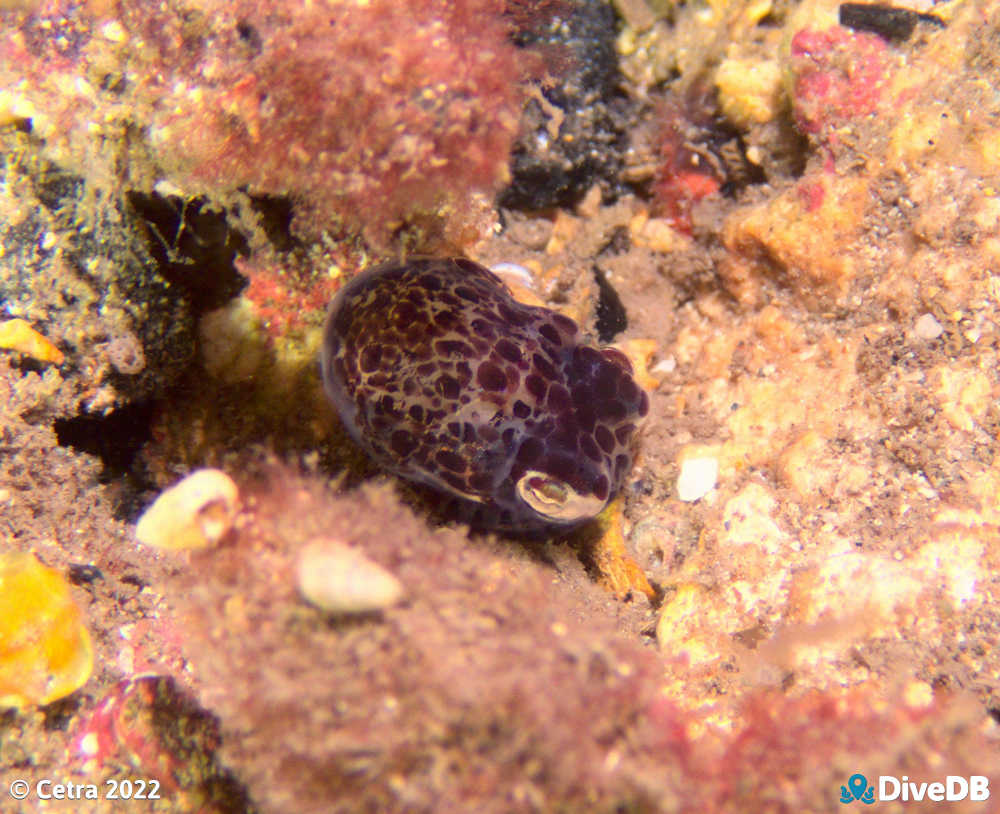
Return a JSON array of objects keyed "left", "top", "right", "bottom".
[
  {"left": 712, "top": 689, "right": 998, "bottom": 811},
  {"left": 1, "top": 0, "right": 527, "bottom": 248},
  {"left": 236, "top": 252, "right": 345, "bottom": 339},
  {"left": 70, "top": 675, "right": 245, "bottom": 811},
  {"left": 650, "top": 94, "right": 726, "bottom": 234},
  {"left": 789, "top": 27, "right": 891, "bottom": 138},
  {"left": 124, "top": 0, "right": 527, "bottom": 246},
  {"left": 797, "top": 178, "right": 827, "bottom": 212}
]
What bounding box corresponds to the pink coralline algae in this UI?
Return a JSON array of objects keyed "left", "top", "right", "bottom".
[
  {"left": 71, "top": 675, "right": 249, "bottom": 812},
  {"left": 2, "top": 0, "right": 526, "bottom": 247},
  {"left": 71, "top": 676, "right": 209, "bottom": 784},
  {"left": 711, "top": 690, "right": 1000, "bottom": 812},
  {"left": 235, "top": 250, "right": 343, "bottom": 337},
  {"left": 789, "top": 27, "right": 891, "bottom": 139},
  {"left": 126, "top": 0, "right": 526, "bottom": 245}
]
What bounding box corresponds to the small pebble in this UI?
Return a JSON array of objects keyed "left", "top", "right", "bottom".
[
  {"left": 490, "top": 262, "right": 537, "bottom": 290},
  {"left": 677, "top": 456, "right": 719, "bottom": 502},
  {"left": 651, "top": 357, "right": 676, "bottom": 376},
  {"left": 135, "top": 469, "right": 239, "bottom": 550},
  {"left": 295, "top": 539, "right": 404, "bottom": 615},
  {"left": 914, "top": 313, "right": 943, "bottom": 340}
]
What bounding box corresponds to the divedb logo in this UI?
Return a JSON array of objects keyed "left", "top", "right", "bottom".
[{"left": 840, "top": 773, "right": 991, "bottom": 805}]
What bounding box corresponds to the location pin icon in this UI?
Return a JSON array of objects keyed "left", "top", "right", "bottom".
[{"left": 848, "top": 774, "right": 868, "bottom": 801}]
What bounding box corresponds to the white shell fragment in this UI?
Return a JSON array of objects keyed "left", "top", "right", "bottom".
[
  {"left": 914, "top": 313, "right": 944, "bottom": 340},
  {"left": 295, "top": 539, "right": 404, "bottom": 615},
  {"left": 676, "top": 456, "right": 719, "bottom": 502},
  {"left": 135, "top": 469, "right": 239, "bottom": 550},
  {"left": 490, "top": 262, "right": 536, "bottom": 290}
]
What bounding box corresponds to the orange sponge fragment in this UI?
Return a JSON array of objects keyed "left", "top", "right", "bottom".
[{"left": 0, "top": 552, "right": 93, "bottom": 708}]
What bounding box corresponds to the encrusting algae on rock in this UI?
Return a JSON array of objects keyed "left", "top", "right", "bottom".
[{"left": 0, "top": 552, "right": 93, "bottom": 708}]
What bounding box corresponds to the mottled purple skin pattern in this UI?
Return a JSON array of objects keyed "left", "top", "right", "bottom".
[{"left": 321, "top": 257, "right": 649, "bottom": 532}]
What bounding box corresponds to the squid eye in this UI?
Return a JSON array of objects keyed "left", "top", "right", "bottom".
[
  {"left": 525, "top": 476, "right": 567, "bottom": 505},
  {"left": 515, "top": 470, "right": 608, "bottom": 524}
]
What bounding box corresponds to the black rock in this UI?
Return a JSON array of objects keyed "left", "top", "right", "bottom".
[
  {"left": 0, "top": 144, "right": 198, "bottom": 416},
  {"left": 839, "top": 3, "right": 945, "bottom": 41},
  {"left": 501, "top": 0, "right": 632, "bottom": 210}
]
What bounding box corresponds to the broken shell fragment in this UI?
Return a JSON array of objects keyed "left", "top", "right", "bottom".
[
  {"left": 295, "top": 539, "right": 404, "bottom": 614},
  {"left": 677, "top": 455, "right": 719, "bottom": 502},
  {"left": 0, "top": 318, "right": 64, "bottom": 364},
  {"left": 136, "top": 469, "right": 239, "bottom": 550}
]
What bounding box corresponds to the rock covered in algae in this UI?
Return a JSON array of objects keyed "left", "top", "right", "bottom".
[
  {"left": 71, "top": 674, "right": 253, "bottom": 812},
  {"left": 152, "top": 463, "right": 1000, "bottom": 813},
  {"left": 0, "top": 0, "right": 526, "bottom": 248},
  {"left": 0, "top": 145, "right": 196, "bottom": 418},
  {"left": 0, "top": 552, "right": 93, "bottom": 708}
]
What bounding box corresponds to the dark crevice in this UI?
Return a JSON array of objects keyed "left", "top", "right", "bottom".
[
  {"left": 53, "top": 400, "right": 155, "bottom": 481},
  {"left": 126, "top": 191, "right": 249, "bottom": 313},
  {"left": 41, "top": 697, "right": 78, "bottom": 731},
  {"left": 29, "top": 164, "right": 83, "bottom": 210},
  {"left": 67, "top": 563, "right": 104, "bottom": 585},
  {"left": 247, "top": 193, "right": 298, "bottom": 252},
  {"left": 593, "top": 266, "right": 628, "bottom": 343},
  {"left": 599, "top": 225, "right": 631, "bottom": 257}
]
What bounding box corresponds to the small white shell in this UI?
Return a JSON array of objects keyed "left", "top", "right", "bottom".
[
  {"left": 135, "top": 469, "right": 239, "bottom": 550},
  {"left": 676, "top": 456, "right": 719, "bottom": 502},
  {"left": 914, "top": 313, "right": 943, "bottom": 340},
  {"left": 490, "top": 262, "right": 536, "bottom": 290},
  {"left": 295, "top": 539, "right": 404, "bottom": 614}
]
